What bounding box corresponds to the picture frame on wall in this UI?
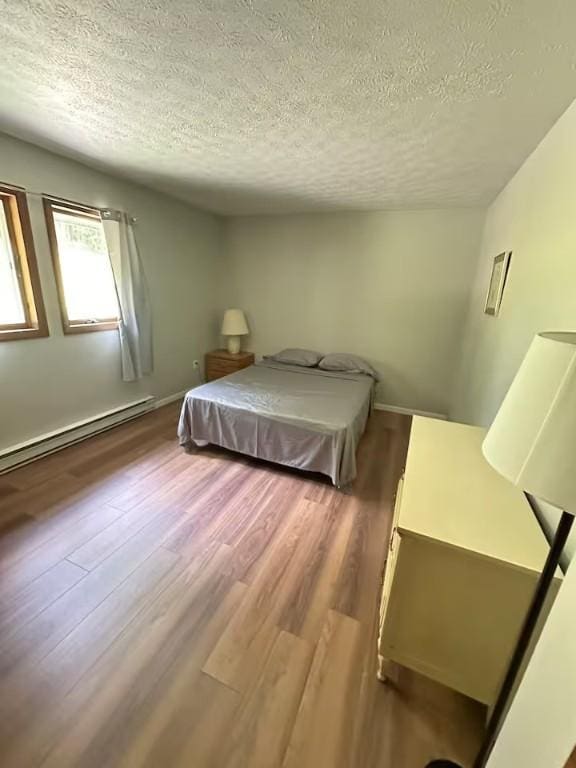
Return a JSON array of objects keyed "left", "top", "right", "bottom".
[{"left": 485, "top": 251, "right": 512, "bottom": 316}]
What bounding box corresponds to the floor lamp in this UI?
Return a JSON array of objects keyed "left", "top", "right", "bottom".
[{"left": 427, "top": 331, "right": 576, "bottom": 768}]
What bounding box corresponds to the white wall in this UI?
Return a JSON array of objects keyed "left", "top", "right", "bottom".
[
  {"left": 223, "top": 210, "right": 484, "bottom": 415},
  {"left": 450, "top": 100, "right": 576, "bottom": 558},
  {"left": 446, "top": 98, "right": 576, "bottom": 768},
  {"left": 0, "top": 133, "right": 223, "bottom": 452},
  {"left": 487, "top": 555, "right": 576, "bottom": 768}
]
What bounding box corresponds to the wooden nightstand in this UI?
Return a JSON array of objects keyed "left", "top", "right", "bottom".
[{"left": 205, "top": 349, "right": 255, "bottom": 382}]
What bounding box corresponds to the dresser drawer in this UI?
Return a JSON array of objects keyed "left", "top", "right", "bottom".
[{"left": 376, "top": 417, "right": 560, "bottom": 706}]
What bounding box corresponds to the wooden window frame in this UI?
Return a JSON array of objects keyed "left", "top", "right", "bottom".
[
  {"left": 0, "top": 184, "right": 48, "bottom": 342},
  {"left": 43, "top": 198, "right": 119, "bottom": 335}
]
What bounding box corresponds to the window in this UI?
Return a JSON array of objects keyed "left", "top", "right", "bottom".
[
  {"left": 44, "top": 199, "right": 119, "bottom": 333},
  {"left": 0, "top": 184, "right": 48, "bottom": 342}
]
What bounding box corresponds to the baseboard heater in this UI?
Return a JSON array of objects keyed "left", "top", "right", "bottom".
[{"left": 0, "top": 396, "right": 155, "bottom": 475}]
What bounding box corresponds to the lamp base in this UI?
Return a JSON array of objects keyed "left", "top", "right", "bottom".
[{"left": 226, "top": 336, "right": 241, "bottom": 354}]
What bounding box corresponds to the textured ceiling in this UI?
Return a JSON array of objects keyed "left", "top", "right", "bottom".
[{"left": 0, "top": 0, "right": 575, "bottom": 215}]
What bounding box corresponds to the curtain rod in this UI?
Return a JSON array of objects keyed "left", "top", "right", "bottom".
[{"left": 1, "top": 181, "right": 137, "bottom": 222}]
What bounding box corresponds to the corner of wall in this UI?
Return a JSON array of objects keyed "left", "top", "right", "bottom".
[{"left": 448, "top": 210, "right": 490, "bottom": 424}]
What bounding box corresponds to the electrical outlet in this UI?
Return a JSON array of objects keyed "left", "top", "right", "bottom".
[{"left": 192, "top": 360, "right": 199, "bottom": 369}]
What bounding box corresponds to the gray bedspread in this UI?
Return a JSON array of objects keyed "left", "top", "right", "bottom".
[{"left": 177, "top": 361, "right": 374, "bottom": 486}]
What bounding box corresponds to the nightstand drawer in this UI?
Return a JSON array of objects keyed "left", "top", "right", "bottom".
[
  {"left": 205, "top": 350, "right": 255, "bottom": 382},
  {"left": 209, "top": 360, "right": 238, "bottom": 373},
  {"left": 207, "top": 362, "right": 237, "bottom": 378}
]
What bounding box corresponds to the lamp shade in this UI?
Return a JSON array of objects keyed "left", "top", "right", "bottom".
[
  {"left": 221, "top": 309, "right": 249, "bottom": 336},
  {"left": 482, "top": 332, "right": 576, "bottom": 513}
]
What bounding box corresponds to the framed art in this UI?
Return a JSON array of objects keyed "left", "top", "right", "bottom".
[{"left": 485, "top": 251, "right": 512, "bottom": 316}]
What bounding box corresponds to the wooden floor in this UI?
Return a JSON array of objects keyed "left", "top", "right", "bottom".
[{"left": 0, "top": 404, "right": 483, "bottom": 768}]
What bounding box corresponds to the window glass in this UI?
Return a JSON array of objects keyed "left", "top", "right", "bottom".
[
  {"left": 0, "top": 201, "right": 26, "bottom": 325},
  {"left": 44, "top": 199, "right": 119, "bottom": 332},
  {"left": 0, "top": 185, "right": 48, "bottom": 341},
  {"left": 52, "top": 208, "right": 118, "bottom": 323}
]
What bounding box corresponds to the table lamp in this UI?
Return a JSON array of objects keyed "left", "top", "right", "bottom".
[
  {"left": 221, "top": 308, "right": 249, "bottom": 354},
  {"left": 427, "top": 331, "right": 576, "bottom": 768}
]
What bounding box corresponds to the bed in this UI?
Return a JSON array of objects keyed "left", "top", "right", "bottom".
[{"left": 177, "top": 360, "right": 374, "bottom": 486}]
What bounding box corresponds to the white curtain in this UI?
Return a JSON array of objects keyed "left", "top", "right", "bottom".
[{"left": 102, "top": 211, "right": 153, "bottom": 382}]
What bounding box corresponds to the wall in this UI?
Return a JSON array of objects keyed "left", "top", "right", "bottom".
[
  {"left": 487, "top": 555, "right": 576, "bottom": 768},
  {"left": 450, "top": 99, "right": 576, "bottom": 558},
  {"left": 223, "top": 209, "right": 484, "bottom": 415},
  {"left": 0, "top": 133, "right": 223, "bottom": 452}
]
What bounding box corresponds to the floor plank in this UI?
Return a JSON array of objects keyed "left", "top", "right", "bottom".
[
  {"left": 0, "top": 559, "right": 86, "bottom": 637},
  {"left": 39, "top": 568, "right": 246, "bottom": 768},
  {"left": 128, "top": 672, "right": 240, "bottom": 768},
  {"left": 0, "top": 403, "right": 484, "bottom": 768},
  {"left": 0, "top": 523, "right": 171, "bottom": 686},
  {"left": 0, "top": 502, "right": 128, "bottom": 600},
  {"left": 202, "top": 498, "right": 325, "bottom": 693},
  {"left": 0, "top": 547, "right": 181, "bottom": 759},
  {"left": 283, "top": 609, "right": 364, "bottom": 768},
  {"left": 220, "top": 630, "right": 313, "bottom": 768}
]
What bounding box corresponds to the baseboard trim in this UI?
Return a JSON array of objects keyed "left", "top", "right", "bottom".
[
  {"left": 157, "top": 394, "right": 446, "bottom": 420},
  {"left": 373, "top": 402, "right": 447, "bottom": 420},
  {"left": 0, "top": 396, "right": 155, "bottom": 474},
  {"left": 0, "top": 385, "right": 195, "bottom": 475},
  {"left": 154, "top": 389, "right": 189, "bottom": 408},
  {"left": 0, "top": 389, "right": 443, "bottom": 475}
]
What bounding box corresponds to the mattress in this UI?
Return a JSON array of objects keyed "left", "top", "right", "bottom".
[{"left": 177, "top": 361, "right": 374, "bottom": 486}]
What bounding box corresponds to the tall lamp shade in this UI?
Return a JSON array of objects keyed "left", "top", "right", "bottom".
[
  {"left": 482, "top": 331, "right": 576, "bottom": 511},
  {"left": 221, "top": 309, "right": 249, "bottom": 354},
  {"left": 427, "top": 331, "right": 576, "bottom": 768}
]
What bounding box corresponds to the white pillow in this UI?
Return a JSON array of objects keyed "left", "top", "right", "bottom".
[
  {"left": 265, "top": 348, "right": 323, "bottom": 367},
  {"left": 319, "top": 353, "right": 379, "bottom": 380}
]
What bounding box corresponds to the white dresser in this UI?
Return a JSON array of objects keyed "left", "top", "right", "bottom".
[{"left": 378, "top": 416, "right": 559, "bottom": 706}]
